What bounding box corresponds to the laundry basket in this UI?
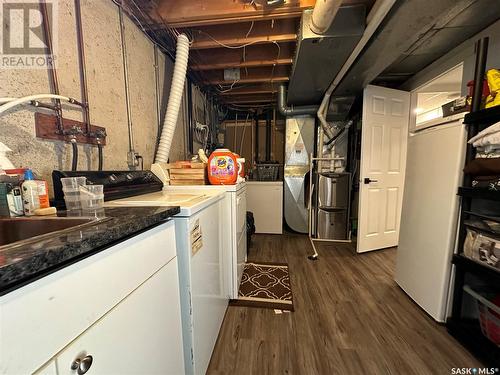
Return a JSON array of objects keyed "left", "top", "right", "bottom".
[
  {"left": 256, "top": 163, "right": 280, "bottom": 181},
  {"left": 464, "top": 285, "right": 500, "bottom": 346}
]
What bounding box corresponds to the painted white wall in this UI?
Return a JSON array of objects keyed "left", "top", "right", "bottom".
[{"left": 0, "top": 0, "right": 187, "bottom": 193}]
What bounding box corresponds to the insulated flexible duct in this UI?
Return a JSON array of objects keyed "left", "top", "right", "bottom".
[
  {"left": 310, "top": 0, "right": 342, "bottom": 35},
  {"left": 155, "top": 34, "right": 190, "bottom": 163}
]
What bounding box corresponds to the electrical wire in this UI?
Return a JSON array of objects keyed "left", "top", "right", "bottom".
[
  {"left": 243, "top": 21, "right": 254, "bottom": 77},
  {"left": 196, "top": 30, "right": 264, "bottom": 49},
  {"left": 234, "top": 113, "right": 238, "bottom": 151},
  {"left": 239, "top": 112, "right": 249, "bottom": 155}
]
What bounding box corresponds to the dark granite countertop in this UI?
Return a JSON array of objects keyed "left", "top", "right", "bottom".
[{"left": 0, "top": 206, "right": 180, "bottom": 296}]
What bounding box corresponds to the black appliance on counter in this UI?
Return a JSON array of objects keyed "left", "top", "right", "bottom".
[{"left": 52, "top": 170, "right": 163, "bottom": 209}]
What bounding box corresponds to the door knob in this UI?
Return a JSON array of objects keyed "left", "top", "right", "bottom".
[
  {"left": 364, "top": 178, "right": 378, "bottom": 184},
  {"left": 71, "top": 355, "right": 93, "bottom": 374}
]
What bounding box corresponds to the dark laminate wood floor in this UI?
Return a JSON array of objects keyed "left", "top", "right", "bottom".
[{"left": 207, "top": 233, "right": 482, "bottom": 374}]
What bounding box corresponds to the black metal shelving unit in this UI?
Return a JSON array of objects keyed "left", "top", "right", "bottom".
[{"left": 447, "top": 105, "right": 500, "bottom": 367}]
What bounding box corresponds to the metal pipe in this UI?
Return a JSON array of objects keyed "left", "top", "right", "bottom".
[
  {"left": 154, "top": 45, "right": 162, "bottom": 148},
  {"left": 71, "top": 139, "right": 78, "bottom": 171},
  {"left": 98, "top": 143, "right": 103, "bottom": 171},
  {"left": 30, "top": 101, "right": 58, "bottom": 111},
  {"left": 471, "top": 37, "right": 489, "bottom": 113},
  {"left": 265, "top": 111, "right": 271, "bottom": 161},
  {"left": 254, "top": 114, "right": 259, "bottom": 163},
  {"left": 317, "top": 0, "right": 396, "bottom": 134},
  {"left": 118, "top": 5, "right": 138, "bottom": 169},
  {"left": 277, "top": 84, "right": 319, "bottom": 117},
  {"left": 74, "top": 0, "right": 91, "bottom": 135},
  {"left": 39, "top": 0, "right": 63, "bottom": 134}
]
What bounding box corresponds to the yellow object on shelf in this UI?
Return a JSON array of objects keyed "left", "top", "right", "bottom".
[{"left": 485, "top": 69, "right": 500, "bottom": 109}]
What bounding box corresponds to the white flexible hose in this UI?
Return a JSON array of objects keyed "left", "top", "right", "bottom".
[
  {"left": 311, "top": 0, "right": 342, "bottom": 35},
  {"left": 0, "top": 94, "right": 74, "bottom": 115},
  {"left": 155, "top": 34, "right": 190, "bottom": 163},
  {"left": 0, "top": 98, "right": 17, "bottom": 104}
]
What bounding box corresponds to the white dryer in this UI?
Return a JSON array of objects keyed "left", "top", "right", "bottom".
[
  {"left": 106, "top": 188, "right": 227, "bottom": 375},
  {"left": 168, "top": 182, "right": 247, "bottom": 299}
]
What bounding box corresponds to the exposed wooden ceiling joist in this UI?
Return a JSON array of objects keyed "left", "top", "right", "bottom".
[
  {"left": 225, "top": 95, "right": 277, "bottom": 104},
  {"left": 191, "top": 42, "right": 294, "bottom": 71},
  {"left": 154, "top": 0, "right": 315, "bottom": 28},
  {"left": 187, "top": 19, "right": 298, "bottom": 49},
  {"left": 218, "top": 83, "right": 280, "bottom": 96},
  {"left": 201, "top": 66, "right": 290, "bottom": 85}
]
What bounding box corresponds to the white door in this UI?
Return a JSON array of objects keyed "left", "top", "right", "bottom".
[{"left": 357, "top": 85, "right": 410, "bottom": 253}]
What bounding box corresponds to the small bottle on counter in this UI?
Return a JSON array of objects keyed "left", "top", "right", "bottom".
[
  {"left": 36, "top": 180, "right": 50, "bottom": 209},
  {"left": 22, "top": 169, "right": 40, "bottom": 216}
]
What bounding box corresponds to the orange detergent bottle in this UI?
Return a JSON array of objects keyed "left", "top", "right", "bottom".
[{"left": 208, "top": 149, "right": 238, "bottom": 185}]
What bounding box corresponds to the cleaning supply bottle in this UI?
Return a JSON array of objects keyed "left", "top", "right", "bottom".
[
  {"left": 36, "top": 180, "right": 50, "bottom": 209},
  {"left": 207, "top": 149, "right": 239, "bottom": 185},
  {"left": 22, "top": 169, "right": 40, "bottom": 216}
]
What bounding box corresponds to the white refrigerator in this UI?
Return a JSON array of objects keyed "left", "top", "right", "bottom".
[{"left": 395, "top": 120, "right": 466, "bottom": 322}]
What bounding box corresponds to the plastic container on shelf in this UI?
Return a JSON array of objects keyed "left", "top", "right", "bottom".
[
  {"left": 256, "top": 163, "right": 280, "bottom": 181},
  {"left": 79, "top": 184, "right": 104, "bottom": 210},
  {"left": 464, "top": 285, "right": 500, "bottom": 346},
  {"left": 62, "top": 176, "right": 86, "bottom": 210},
  {"left": 463, "top": 228, "right": 500, "bottom": 269},
  {"left": 61, "top": 176, "right": 87, "bottom": 190}
]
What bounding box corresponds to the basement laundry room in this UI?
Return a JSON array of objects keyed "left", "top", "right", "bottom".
[{"left": 1, "top": 0, "right": 500, "bottom": 374}]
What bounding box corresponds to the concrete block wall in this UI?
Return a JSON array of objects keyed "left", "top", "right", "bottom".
[{"left": 0, "top": 0, "right": 187, "bottom": 194}]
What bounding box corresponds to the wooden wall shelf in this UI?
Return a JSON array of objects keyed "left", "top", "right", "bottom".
[{"left": 35, "top": 112, "right": 107, "bottom": 146}]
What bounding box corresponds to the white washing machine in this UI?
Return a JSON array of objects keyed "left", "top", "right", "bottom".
[
  {"left": 106, "top": 188, "right": 227, "bottom": 375},
  {"left": 168, "top": 182, "right": 247, "bottom": 299}
]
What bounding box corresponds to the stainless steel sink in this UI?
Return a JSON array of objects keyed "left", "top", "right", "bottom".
[{"left": 0, "top": 217, "right": 100, "bottom": 249}]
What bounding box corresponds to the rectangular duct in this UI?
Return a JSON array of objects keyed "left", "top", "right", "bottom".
[{"left": 287, "top": 5, "right": 366, "bottom": 106}]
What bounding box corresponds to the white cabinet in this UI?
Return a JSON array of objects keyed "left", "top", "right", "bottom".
[
  {"left": 246, "top": 181, "right": 283, "bottom": 234},
  {"left": 33, "top": 360, "right": 57, "bottom": 375},
  {"left": 1, "top": 221, "right": 184, "bottom": 375},
  {"left": 55, "top": 260, "right": 184, "bottom": 375}
]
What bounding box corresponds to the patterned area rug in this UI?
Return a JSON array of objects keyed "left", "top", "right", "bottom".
[{"left": 230, "top": 262, "right": 294, "bottom": 311}]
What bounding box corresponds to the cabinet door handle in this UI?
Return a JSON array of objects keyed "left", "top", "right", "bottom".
[{"left": 71, "top": 355, "right": 93, "bottom": 375}]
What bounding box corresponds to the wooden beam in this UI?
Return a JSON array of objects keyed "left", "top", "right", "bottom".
[
  {"left": 224, "top": 94, "right": 277, "bottom": 104},
  {"left": 201, "top": 66, "right": 290, "bottom": 85},
  {"left": 191, "top": 42, "right": 294, "bottom": 70},
  {"left": 187, "top": 19, "right": 298, "bottom": 49},
  {"left": 192, "top": 58, "right": 292, "bottom": 71},
  {"left": 218, "top": 83, "right": 281, "bottom": 96},
  {"left": 205, "top": 76, "right": 289, "bottom": 85},
  {"left": 153, "top": 0, "right": 315, "bottom": 28}
]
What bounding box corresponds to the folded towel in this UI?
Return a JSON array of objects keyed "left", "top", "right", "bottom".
[
  {"left": 469, "top": 120, "right": 500, "bottom": 145},
  {"left": 464, "top": 158, "right": 500, "bottom": 176},
  {"left": 476, "top": 145, "right": 500, "bottom": 156}
]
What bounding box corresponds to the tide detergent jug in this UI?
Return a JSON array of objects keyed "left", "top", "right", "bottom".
[{"left": 208, "top": 149, "right": 239, "bottom": 185}]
